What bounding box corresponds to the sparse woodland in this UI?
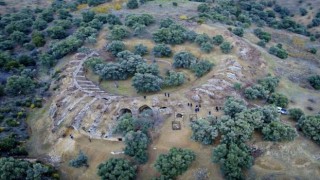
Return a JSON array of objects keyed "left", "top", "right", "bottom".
[{"left": 0, "top": 0, "right": 320, "bottom": 179}]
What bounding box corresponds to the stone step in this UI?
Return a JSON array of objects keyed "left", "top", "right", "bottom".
[
  {"left": 72, "top": 98, "right": 98, "bottom": 130},
  {"left": 76, "top": 75, "right": 85, "bottom": 78},
  {"left": 83, "top": 87, "right": 100, "bottom": 90},
  {"left": 79, "top": 84, "right": 96, "bottom": 87}
]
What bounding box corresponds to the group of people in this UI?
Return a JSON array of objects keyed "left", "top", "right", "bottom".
[{"left": 187, "top": 103, "right": 202, "bottom": 113}]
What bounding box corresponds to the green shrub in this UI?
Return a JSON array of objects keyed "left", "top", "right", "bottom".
[
  {"left": 132, "top": 73, "right": 163, "bottom": 93},
  {"left": 253, "top": 28, "right": 271, "bottom": 42},
  {"left": 163, "top": 70, "right": 185, "bottom": 87},
  {"left": 197, "top": 3, "right": 210, "bottom": 13},
  {"left": 220, "top": 42, "right": 233, "bottom": 54},
  {"left": 289, "top": 108, "right": 304, "bottom": 121},
  {"left": 127, "top": 0, "right": 139, "bottom": 9},
  {"left": 258, "top": 76, "right": 280, "bottom": 93},
  {"left": 298, "top": 115, "right": 320, "bottom": 144},
  {"left": 134, "top": 44, "right": 148, "bottom": 56},
  {"left": 190, "top": 60, "right": 214, "bottom": 77},
  {"left": 299, "top": 8, "right": 308, "bottom": 16},
  {"left": 124, "top": 131, "right": 149, "bottom": 164},
  {"left": 308, "top": 75, "right": 320, "bottom": 90},
  {"left": 69, "top": 151, "right": 88, "bottom": 168},
  {"left": 223, "top": 97, "right": 247, "bottom": 118},
  {"left": 32, "top": 32, "right": 46, "bottom": 47},
  {"left": 173, "top": 51, "right": 197, "bottom": 68},
  {"left": 136, "top": 63, "right": 159, "bottom": 76},
  {"left": 232, "top": 28, "right": 244, "bottom": 37},
  {"left": 152, "top": 44, "right": 172, "bottom": 57},
  {"left": 194, "top": 33, "right": 212, "bottom": 46},
  {"left": 200, "top": 42, "right": 213, "bottom": 53},
  {"left": 81, "top": 10, "right": 96, "bottom": 23},
  {"left": 97, "top": 158, "right": 137, "bottom": 179},
  {"left": 106, "top": 41, "right": 125, "bottom": 56},
  {"left": 262, "top": 121, "right": 297, "bottom": 141},
  {"left": 190, "top": 118, "right": 218, "bottom": 145},
  {"left": 5, "top": 75, "right": 35, "bottom": 96},
  {"left": 125, "top": 14, "right": 154, "bottom": 28},
  {"left": 309, "top": 47, "right": 317, "bottom": 54},
  {"left": 114, "top": 113, "right": 135, "bottom": 135},
  {"left": 109, "top": 25, "right": 129, "bottom": 40},
  {"left": 257, "top": 40, "right": 266, "bottom": 47},
  {"left": 47, "top": 26, "right": 67, "bottom": 39},
  {"left": 267, "top": 93, "right": 289, "bottom": 107},
  {"left": 269, "top": 45, "right": 288, "bottom": 59},
  {"left": 212, "top": 142, "right": 253, "bottom": 180},
  {"left": 159, "top": 18, "right": 175, "bottom": 28},
  {"left": 154, "top": 148, "right": 195, "bottom": 178},
  {"left": 244, "top": 84, "right": 269, "bottom": 100},
  {"left": 212, "top": 35, "right": 224, "bottom": 45},
  {"left": 217, "top": 115, "right": 254, "bottom": 143},
  {"left": 153, "top": 24, "right": 187, "bottom": 44}
]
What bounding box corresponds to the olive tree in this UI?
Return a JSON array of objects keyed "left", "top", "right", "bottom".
[
  {"left": 288, "top": 108, "right": 304, "bottom": 121},
  {"left": 109, "top": 25, "right": 129, "bottom": 40},
  {"left": 223, "top": 97, "right": 247, "bottom": 118},
  {"left": 212, "top": 143, "right": 253, "bottom": 180},
  {"left": 95, "top": 63, "right": 128, "bottom": 80},
  {"left": 124, "top": 131, "right": 149, "bottom": 164},
  {"left": 5, "top": 75, "right": 35, "bottom": 96},
  {"left": 212, "top": 35, "right": 224, "bottom": 45},
  {"left": 132, "top": 73, "right": 163, "bottom": 93},
  {"left": 220, "top": 42, "right": 233, "bottom": 54},
  {"left": 190, "top": 118, "right": 218, "bottom": 145},
  {"left": 154, "top": 147, "right": 196, "bottom": 178},
  {"left": 127, "top": 0, "right": 139, "bottom": 9},
  {"left": 308, "top": 75, "right": 320, "bottom": 90},
  {"left": 97, "top": 158, "right": 137, "bottom": 180},
  {"left": 217, "top": 115, "right": 254, "bottom": 143},
  {"left": 69, "top": 151, "right": 88, "bottom": 168},
  {"left": 235, "top": 109, "right": 264, "bottom": 129},
  {"left": 152, "top": 44, "right": 172, "bottom": 57},
  {"left": 232, "top": 27, "right": 244, "bottom": 37},
  {"left": 190, "top": 60, "right": 214, "bottom": 77},
  {"left": 262, "top": 121, "right": 297, "bottom": 141},
  {"left": 105, "top": 41, "right": 125, "bottom": 56},
  {"left": 153, "top": 24, "right": 187, "bottom": 44},
  {"left": 267, "top": 93, "right": 289, "bottom": 107},
  {"left": 114, "top": 113, "right": 135, "bottom": 135},
  {"left": 163, "top": 70, "right": 185, "bottom": 87},
  {"left": 244, "top": 84, "right": 269, "bottom": 100},
  {"left": 173, "top": 51, "right": 197, "bottom": 69},
  {"left": 298, "top": 115, "right": 320, "bottom": 144},
  {"left": 134, "top": 44, "right": 148, "bottom": 56},
  {"left": 136, "top": 63, "right": 159, "bottom": 76}
]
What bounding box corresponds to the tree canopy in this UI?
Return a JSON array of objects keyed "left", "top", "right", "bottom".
[
  {"left": 212, "top": 142, "right": 253, "bottom": 180},
  {"left": 5, "top": 75, "right": 35, "bottom": 96},
  {"left": 97, "top": 158, "right": 137, "bottom": 180},
  {"left": 69, "top": 151, "right": 88, "bottom": 168},
  {"left": 190, "top": 118, "right": 218, "bottom": 145},
  {"left": 217, "top": 115, "right": 254, "bottom": 143},
  {"left": 132, "top": 73, "right": 163, "bottom": 93},
  {"left": 154, "top": 147, "right": 196, "bottom": 178},
  {"left": 190, "top": 60, "right": 214, "bottom": 77},
  {"left": 0, "top": 157, "right": 53, "bottom": 180},
  {"left": 223, "top": 97, "right": 247, "bottom": 118},
  {"left": 173, "top": 51, "right": 197, "bottom": 69},
  {"left": 308, "top": 75, "right": 320, "bottom": 90},
  {"left": 124, "top": 131, "right": 149, "bottom": 164},
  {"left": 298, "top": 115, "right": 320, "bottom": 144},
  {"left": 153, "top": 24, "right": 187, "bottom": 44},
  {"left": 262, "top": 121, "right": 297, "bottom": 142}
]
